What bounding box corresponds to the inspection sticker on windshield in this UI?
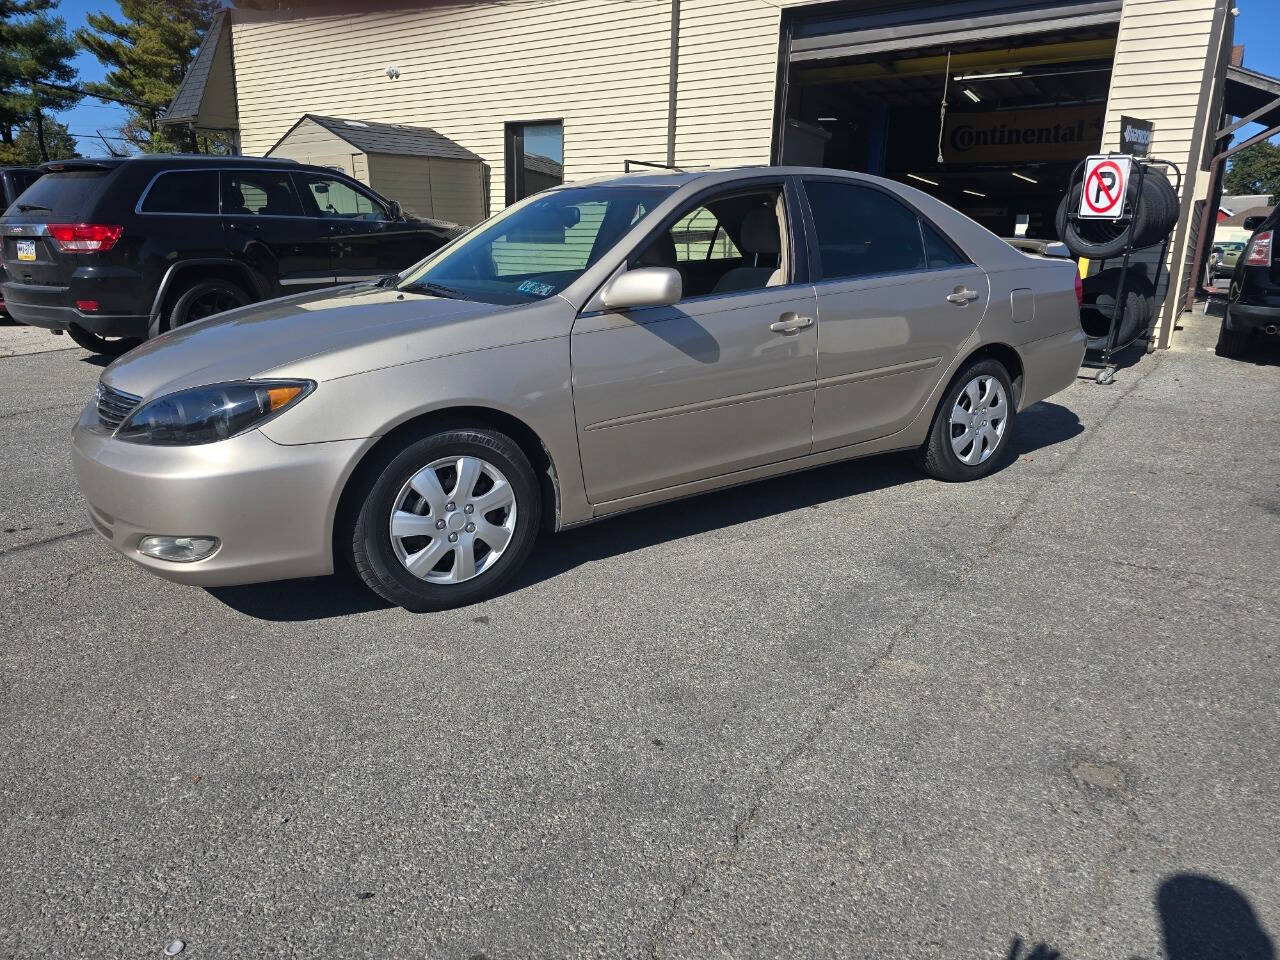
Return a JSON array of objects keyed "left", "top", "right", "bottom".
[{"left": 517, "top": 280, "right": 555, "bottom": 297}]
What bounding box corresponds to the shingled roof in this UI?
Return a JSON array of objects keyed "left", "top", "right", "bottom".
[
  {"left": 162, "top": 9, "right": 235, "bottom": 128},
  {"left": 271, "top": 114, "right": 483, "bottom": 163}
]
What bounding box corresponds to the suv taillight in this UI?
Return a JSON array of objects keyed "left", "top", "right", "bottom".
[
  {"left": 1245, "top": 231, "right": 1273, "bottom": 267},
  {"left": 1074, "top": 271, "right": 1083, "bottom": 307},
  {"left": 47, "top": 223, "right": 122, "bottom": 253}
]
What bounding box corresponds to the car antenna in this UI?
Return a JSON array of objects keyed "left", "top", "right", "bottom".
[{"left": 937, "top": 49, "right": 951, "bottom": 164}]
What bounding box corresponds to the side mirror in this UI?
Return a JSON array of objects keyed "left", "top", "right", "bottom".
[
  {"left": 601, "top": 267, "right": 682, "bottom": 310},
  {"left": 1243, "top": 215, "right": 1267, "bottom": 231},
  {"left": 388, "top": 199, "right": 403, "bottom": 220}
]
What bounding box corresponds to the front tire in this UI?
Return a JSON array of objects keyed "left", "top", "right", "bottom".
[
  {"left": 348, "top": 427, "right": 542, "bottom": 612},
  {"left": 65, "top": 324, "right": 143, "bottom": 357},
  {"left": 913, "top": 358, "right": 1016, "bottom": 482}
]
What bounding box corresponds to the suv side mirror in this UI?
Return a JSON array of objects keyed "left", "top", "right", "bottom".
[
  {"left": 601, "top": 267, "right": 682, "bottom": 310},
  {"left": 387, "top": 199, "right": 403, "bottom": 220},
  {"left": 1243, "top": 215, "right": 1267, "bottom": 232}
]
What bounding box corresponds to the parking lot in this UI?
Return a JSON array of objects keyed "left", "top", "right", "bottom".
[{"left": 2, "top": 312, "right": 1278, "bottom": 958}]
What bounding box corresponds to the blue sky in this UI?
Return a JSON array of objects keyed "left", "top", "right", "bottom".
[{"left": 52, "top": 0, "right": 1280, "bottom": 158}]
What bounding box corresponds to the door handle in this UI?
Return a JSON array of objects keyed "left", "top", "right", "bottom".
[
  {"left": 947, "top": 287, "right": 980, "bottom": 305},
  {"left": 770, "top": 312, "right": 814, "bottom": 334}
]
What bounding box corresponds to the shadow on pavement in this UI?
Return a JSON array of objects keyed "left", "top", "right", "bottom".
[
  {"left": 208, "top": 400, "right": 1082, "bottom": 622},
  {"left": 1158, "top": 873, "right": 1275, "bottom": 960}
]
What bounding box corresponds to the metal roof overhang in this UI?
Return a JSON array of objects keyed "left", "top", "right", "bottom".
[
  {"left": 161, "top": 10, "right": 238, "bottom": 131},
  {"left": 1222, "top": 65, "right": 1280, "bottom": 132},
  {"left": 789, "top": 0, "right": 1122, "bottom": 63}
]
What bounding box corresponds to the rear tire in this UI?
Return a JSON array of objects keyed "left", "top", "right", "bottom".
[
  {"left": 348, "top": 427, "right": 542, "bottom": 612},
  {"left": 913, "top": 358, "right": 1016, "bottom": 482},
  {"left": 1215, "top": 312, "right": 1252, "bottom": 358},
  {"left": 166, "top": 278, "right": 251, "bottom": 331},
  {"left": 65, "top": 324, "right": 143, "bottom": 357}
]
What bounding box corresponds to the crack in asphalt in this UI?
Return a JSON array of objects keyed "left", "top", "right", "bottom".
[
  {"left": 0, "top": 527, "right": 94, "bottom": 559},
  {"left": 645, "top": 356, "right": 1162, "bottom": 959}
]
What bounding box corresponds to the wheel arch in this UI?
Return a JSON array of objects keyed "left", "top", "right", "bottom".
[
  {"left": 956, "top": 341, "right": 1025, "bottom": 408},
  {"left": 148, "top": 259, "right": 268, "bottom": 335},
  {"left": 331, "top": 404, "right": 562, "bottom": 570}
]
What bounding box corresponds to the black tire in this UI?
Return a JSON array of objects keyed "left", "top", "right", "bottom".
[
  {"left": 1080, "top": 268, "right": 1154, "bottom": 347},
  {"left": 1215, "top": 311, "right": 1252, "bottom": 358},
  {"left": 166, "top": 278, "right": 251, "bottom": 331},
  {"left": 913, "top": 358, "right": 1017, "bottom": 482},
  {"left": 1055, "top": 169, "right": 1178, "bottom": 259},
  {"left": 348, "top": 427, "right": 542, "bottom": 612},
  {"left": 65, "top": 324, "right": 143, "bottom": 357}
]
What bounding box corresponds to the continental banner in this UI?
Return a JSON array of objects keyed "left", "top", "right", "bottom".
[{"left": 943, "top": 106, "right": 1104, "bottom": 164}]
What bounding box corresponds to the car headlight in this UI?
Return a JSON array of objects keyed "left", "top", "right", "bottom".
[{"left": 116, "top": 380, "right": 314, "bottom": 445}]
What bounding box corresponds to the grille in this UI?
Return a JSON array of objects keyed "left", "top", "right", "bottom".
[{"left": 96, "top": 382, "right": 142, "bottom": 431}]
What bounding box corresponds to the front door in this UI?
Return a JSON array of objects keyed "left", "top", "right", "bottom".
[
  {"left": 571, "top": 181, "right": 818, "bottom": 504},
  {"left": 292, "top": 171, "right": 391, "bottom": 283},
  {"left": 220, "top": 169, "right": 333, "bottom": 291},
  {"left": 799, "top": 177, "right": 990, "bottom": 451}
]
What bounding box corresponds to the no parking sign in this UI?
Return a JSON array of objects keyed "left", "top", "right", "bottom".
[{"left": 1078, "top": 155, "right": 1131, "bottom": 220}]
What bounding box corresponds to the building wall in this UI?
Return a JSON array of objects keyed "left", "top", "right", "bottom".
[
  {"left": 1100, "top": 0, "right": 1225, "bottom": 342},
  {"left": 365, "top": 152, "right": 488, "bottom": 225},
  {"left": 232, "top": 0, "right": 678, "bottom": 206}
]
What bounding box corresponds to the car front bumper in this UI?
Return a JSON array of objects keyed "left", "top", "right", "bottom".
[{"left": 71, "top": 403, "right": 374, "bottom": 587}]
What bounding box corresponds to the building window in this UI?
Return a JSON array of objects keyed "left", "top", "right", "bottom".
[{"left": 505, "top": 120, "right": 563, "bottom": 205}]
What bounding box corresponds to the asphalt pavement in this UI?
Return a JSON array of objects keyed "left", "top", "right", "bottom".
[{"left": 1, "top": 311, "right": 1277, "bottom": 959}]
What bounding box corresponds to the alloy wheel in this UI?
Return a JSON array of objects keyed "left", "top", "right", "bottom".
[
  {"left": 389, "top": 455, "right": 518, "bottom": 584},
  {"left": 949, "top": 375, "right": 1008, "bottom": 466}
]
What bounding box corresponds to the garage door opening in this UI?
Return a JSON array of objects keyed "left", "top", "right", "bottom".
[{"left": 778, "top": 6, "right": 1120, "bottom": 240}]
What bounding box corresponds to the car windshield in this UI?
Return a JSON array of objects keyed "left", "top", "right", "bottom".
[
  {"left": 1218, "top": 242, "right": 1245, "bottom": 253},
  {"left": 399, "top": 186, "right": 673, "bottom": 304}
]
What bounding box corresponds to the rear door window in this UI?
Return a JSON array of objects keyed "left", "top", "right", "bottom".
[
  {"left": 139, "top": 171, "right": 219, "bottom": 214},
  {"left": 221, "top": 170, "right": 304, "bottom": 217},
  {"left": 802, "top": 180, "right": 926, "bottom": 281},
  {"left": 3, "top": 170, "right": 109, "bottom": 218}
]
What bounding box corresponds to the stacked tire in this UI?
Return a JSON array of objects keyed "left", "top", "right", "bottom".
[
  {"left": 1078, "top": 268, "right": 1156, "bottom": 347},
  {"left": 1055, "top": 168, "right": 1179, "bottom": 260}
]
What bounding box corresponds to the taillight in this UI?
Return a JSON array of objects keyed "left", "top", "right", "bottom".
[
  {"left": 1074, "top": 271, "right": 1083, "bottom": 307},
  {"left": 46, "top": 223, "right": 122, "bottom": 253},
  {"left": 1246, "top": 231, "right": 1273, "bottom": 266}
]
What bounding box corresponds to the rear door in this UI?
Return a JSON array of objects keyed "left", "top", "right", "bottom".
[
  {"left": 800, "top": 177, "right": 989, "bottom": 451},
  {"left": 221, "top": 169, "right": 333, "bottom": 291}
]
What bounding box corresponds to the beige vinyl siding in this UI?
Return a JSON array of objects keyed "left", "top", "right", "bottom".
[
  {"left": 266, "top": 117, "right": 368, "bottom": 182},
  {"left": 1101, "top": 0, "right": 1221, "bottom": 340},
  {"left": 232, "top": 0, "right": 675, "bottom": 204},
  {"left": 365, "top": 153, "right": 488, "bottom": 225}
]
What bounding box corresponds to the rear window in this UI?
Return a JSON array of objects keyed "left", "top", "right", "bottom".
[
  {"left": 3, "top": 170, "right": 110, "bottom": 218},
  {"left": 7, "top": 170, "right": 41, "bottom": 197},
  {"left": 139, "top": 170, "right": 219, "bottom": 214}
]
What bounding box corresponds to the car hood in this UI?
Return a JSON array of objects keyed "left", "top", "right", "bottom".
[{"left": 102, "top": 285, "right": 560, "bottom": 401}]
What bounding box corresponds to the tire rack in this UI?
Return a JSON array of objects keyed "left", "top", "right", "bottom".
[{"left": 1063, "top": 155, "right": 1182, "bottom": 385}]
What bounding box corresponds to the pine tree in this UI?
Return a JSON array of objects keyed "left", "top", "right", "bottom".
[
  {"left": 0, "top": 0, "right": 82, "bottom": 161},
  {"left": 75, "top": 0, "right": 226, "bottom": 154},
  {"left": 0, "top": 116, "right": 78, "bottom": 165}
]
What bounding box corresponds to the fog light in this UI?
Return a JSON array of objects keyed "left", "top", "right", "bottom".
[{"left": 138, "top": 535, "right": 219, "bottom": 563}]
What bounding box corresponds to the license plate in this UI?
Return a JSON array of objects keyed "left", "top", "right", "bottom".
[{"left": 15, "top": 239, "right": 36, "bottom": 262}]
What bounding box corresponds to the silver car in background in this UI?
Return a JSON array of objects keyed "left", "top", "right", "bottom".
[{"left": 71, "top": 167, "right": 1086, "bottom": 611}]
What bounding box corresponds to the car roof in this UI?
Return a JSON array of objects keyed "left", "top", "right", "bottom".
[
  {"left": 550, "top": 165, "right": 910, "bottom": 191},
  {"left": 36, "top": 154, "right": 312, "bottom": 174}
]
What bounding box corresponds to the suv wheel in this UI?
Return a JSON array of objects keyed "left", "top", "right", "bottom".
[
  {"left": 347, "top": 427, "right": 542, "bottom": 612},
  {"left": 167, "top": 279, "right": 251, "bottom": 331},
  {"left": 913, "top": 358, "right": 1016, "bottom": 482},
  {"left": 65, "top": 325, "right": 143, "bottom": 357}
]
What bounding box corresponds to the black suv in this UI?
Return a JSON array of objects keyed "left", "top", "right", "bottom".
[
  {"left": 0, "top": 155, "right": 462, "bottom": 354},
  {"left": 1219, "top": 208, "right": 1280, "bottom": 357}
]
